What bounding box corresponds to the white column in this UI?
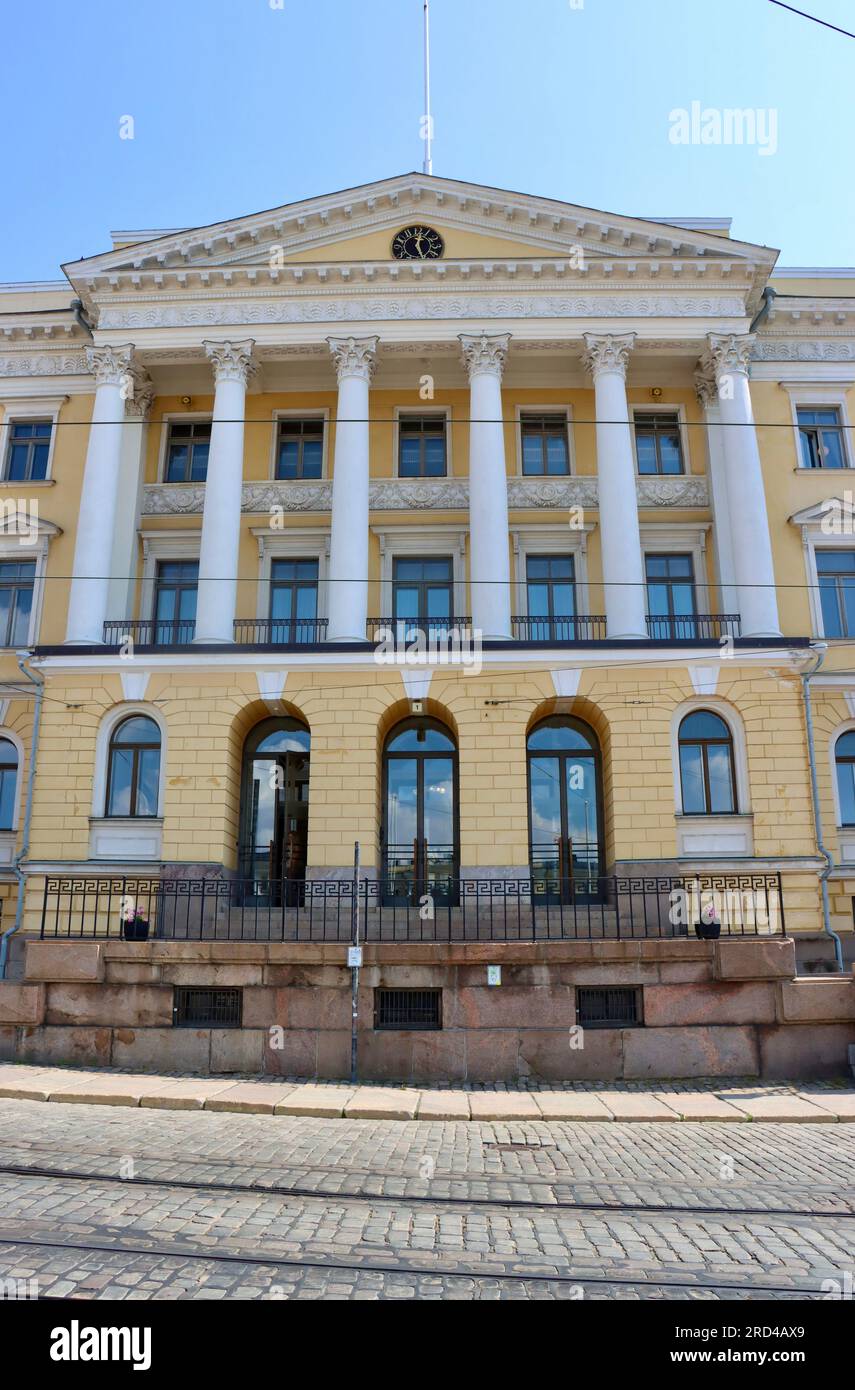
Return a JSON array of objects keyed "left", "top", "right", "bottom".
[
  {"left": 194, "top": 340, "right": 256, "bottom": 643},
  {"left": 583, "top": 334, "right": 647, "bottom": 640},
  {"left": 705, "top": 334, "right": 781, "bottom": 638},
  {"left": 326, "top": 336, "right": 377, "bottom": 642},
  {"left": 459, "top": 333, "right": 512, "bottom": 639},
  {"left": 695, "top": 364, "right": 738, "bottom": 617},
  {"left": 108, "top": 366, "right": 154, "bottom": 622},
  {"left": 66, "top": 344, "right": 135, "bottom": 644}
]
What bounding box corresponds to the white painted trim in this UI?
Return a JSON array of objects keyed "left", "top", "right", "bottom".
[
  {"left": 372, "top": 524, "right": 468, "bottom": 619},
  {"left": 829, "top": 719, "right": 855, "bottom": 838},
  {"left": 392, "top": 404, "right": 453, "bottom": 479},
  {"left": 670, "top": 696, "right": 751, "bottom": 816},
  {"left": 155, "top": 411, "right": 213, "bottom": 484},
  {"left": 250, "top": 526, "right": 330, "bottom": 622},
  {"left": 510, "top": 524, "right": 593, "bottom": 620},
  {"left": 88, "top": 817, "right": 164, "bottom": 861},
  {"left": 0, "top": 527, "right": 54, "bottom": 648},
  {"left": 675, "top": 812, "right": 754, "bottom": 857},
  {"left": 0, "top": 397, "right": 66, "bottom": 484},
  {"left": 630, "top": 401, "right": 692, "bottom": 477},
  {"left": 0, "top": 727, "right": 24, "bottom": 831},
  {"left": 140, "top": 529, "right": 201, "bottom": 624},
  {"left": 269, "top": 406, "right": 330, "bottom": 481},
  {"left": 92, "top": 703, "right": 167, "bottom": 820},
  {"left": 513, "top": 403, "right": 575, "bottom": 477},
  {"left": 780, "top": 383, "right": 854, "bottom": 471}
]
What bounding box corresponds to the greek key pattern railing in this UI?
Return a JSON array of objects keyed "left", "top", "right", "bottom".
[{"left": 40, "top": 873, "right": 785, "bottom": 943}]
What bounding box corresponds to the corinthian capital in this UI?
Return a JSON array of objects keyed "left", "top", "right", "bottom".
[
  {"left": 582, "top": 333, "right": 636, "bottom": 380},
  {"left": 86, "top": 344, "right": 135, "bottom": 388},
  {"left": 327, "top": 336, "right": 379, "bottom": 383},
  {"left": 694, "top": 360, "right": 719, "bottom": 410},
  {"left": 459, "top": 333, "right": 510, "bottom": 380},
  {"left": 203, "top": 339, "right": 257, "bottom": 387},
  {"left": 123, "top": 364, "right": 155, "bottom": 419},
  {"left": 706, "top": 333, "right": 755, "bottom": 380}
]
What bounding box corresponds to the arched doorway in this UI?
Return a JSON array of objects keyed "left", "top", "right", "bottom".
[
  {"left": 527, "top": 716, "right": 605, "bottom": 902},
  {"left": 240, "top": 718, "right": 310, "bottom": 901},
  {"left": 382, "top": 717, "right": 458, "bottom": 904}
]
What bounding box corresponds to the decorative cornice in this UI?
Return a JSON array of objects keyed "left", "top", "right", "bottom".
[
  {"left": 327, "top": 336, "right": 379, "bottom": 383},
  {"left": 85, "top": 343, "right": 134, "bottom": 388},
  {"left": 203, "top": 338, "right": 257, "bottom": 387},
  {"left": 582, "top": 332, "right": 636, "bottom": 379},
  {"left": 459, "top": 332, "right": 510, "bottom": 380},
  {"left": 141, "top": 474, "right": 708, "bottom": 516},
  {"left": 706, "top": 332, "right": 755, "bottom": 379},
  {"left": 0, "top": 351, "right": 91, "bottom": 378}
]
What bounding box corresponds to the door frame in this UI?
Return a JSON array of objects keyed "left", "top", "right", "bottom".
[
  {"left": 381, "top": 716, "right": 459, "bottom": 905},
  {"left": 239, "top": 717, "right": 311, "bottom": 901},
  {"left": 526, "top": 715, "right": 606, "bottom": 905}
]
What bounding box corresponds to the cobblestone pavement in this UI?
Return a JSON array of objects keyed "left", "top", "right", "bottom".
[{"left": 0, "top": 1099, "right": 852, "bottom": 1301}]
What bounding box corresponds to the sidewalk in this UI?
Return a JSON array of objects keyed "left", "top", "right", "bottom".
[{"left": 1, "top": 1062, "right": 854, "bottom": 1121}]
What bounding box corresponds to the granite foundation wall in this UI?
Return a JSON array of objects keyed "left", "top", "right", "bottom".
[{"left": 1, "top": 937, "right": 853, "bottom": 1082}]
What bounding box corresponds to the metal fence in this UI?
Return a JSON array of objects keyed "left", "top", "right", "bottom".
[{"left": 40, "top": 873, "right": 785, "bottom": 943}]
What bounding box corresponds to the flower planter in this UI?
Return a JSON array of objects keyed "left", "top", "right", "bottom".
[
  {"left": 121, "top": 918, "right": 150, "bottom": 942},
  {"left": 694, "top": 919, "right": 722, "bottom": 941}
]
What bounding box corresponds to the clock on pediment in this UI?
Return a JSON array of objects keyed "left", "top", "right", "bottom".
[{"left": 391, "top": 225, "right": 445, "bottom": 260}]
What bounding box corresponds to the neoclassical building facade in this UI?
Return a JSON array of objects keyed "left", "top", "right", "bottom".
[{"left": 1, "top": 172, "right": 855, "bottom": 962}]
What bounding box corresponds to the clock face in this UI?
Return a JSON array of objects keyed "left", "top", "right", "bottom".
[{"left": 391, "top": 226, "right": 445, "bottom": 261}]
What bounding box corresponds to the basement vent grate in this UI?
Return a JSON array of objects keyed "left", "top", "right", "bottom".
[
  {"left": 375, "top": 988, "right": 442, "bottom": 1031},
  {"left": 576, "top": 986, "right": 641, "bottom": 1029},
  {"left": 173, "top": 987, "right": 242, "bottom": 1029}
]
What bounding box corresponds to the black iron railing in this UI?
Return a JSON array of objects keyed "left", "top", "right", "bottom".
[
  {"left": 645, "top": 614, "right": 742, "bottom": 641},
  {"left": 232, "top": 617, "right": 328, "bottom": 645},
  {"left": 512, "top": 615, "right": 608, "bottom": 642},
  {"left": 40, "top": 873, "right": 786, "bottom": 943},
  {"left": 367, "top": 618, "right": 473, "bottom": 644},
  {"left": 103, "top": 619, "right": 196, "bottom": 648}
]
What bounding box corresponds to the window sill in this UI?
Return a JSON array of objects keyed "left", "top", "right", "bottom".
[
  {"left": 675, "top": 813, "right": 754, "bottom": 856},
  {"left": 89, "top": 817, "right": 163, "bottom": 860},
  {"left": 0, "top": 830, "right": 17, "bottom": 866}
]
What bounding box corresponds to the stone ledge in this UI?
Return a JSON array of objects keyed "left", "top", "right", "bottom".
[
  {"left": 0, "top": 984, "right": 45, "bottom": 1026},
  {"left": 778, "top": 977, "right": 855, "bottom": 1024},
  {"left": 714, "top": 938, "right": 797, "bottom": 981},
  {"left": 25, "top": 941, "right": 104, "bottom": 983}
]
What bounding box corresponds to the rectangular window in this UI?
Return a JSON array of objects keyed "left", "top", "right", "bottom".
[
  {"left": 398, "top": 414, "right": 447, "bottom": 478},
  {"left": 576, "top": 987, "right": 641, "bottom": 1029},
  {"left": 276, "top": 418, "right": 324, "bottom": 480},
  {"left": 153, "top": 560, "right": 198, "bottom": 644},
  {"left": 0, "top": 560, "right": 35, "bottom": 647},
  {"left": 4, "top": 420, "right": 52, "bottom": 482},
  {"left": 392, "top": 556, "right": 454, "bottom": 636},
  {"left": 173, "top": 987, "right": 242, "bottom": 1028},
  {"left": 269, "top": 558, "right": 319, "bottom": 641},
  {"left": 645, "top": 553, "right": 697, "bottom": 639},
  {"left": 797, "top": 407, "right": 846, "bottom": 470},
  {"left": 817, "top": 550, "right": 855, "bottom": 637},
  {"left": 374, "top": 988, "right": 442, "bottom": 1031},
  {"left": 164, "top": 421, "right": 211, "bottom": 483},
  {"left": 634, "top": 412, "right": 684, "bottom": 475},
  {"left": 520, "top": 413, "right": 570, "bottom": 476},
  {"left": 526, "top": 554, "right": 576, "bottom": 640}
]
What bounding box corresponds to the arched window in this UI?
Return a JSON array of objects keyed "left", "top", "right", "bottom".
[
  {"left": 835, "top": 730, "right": 855, "bottom": 826},
  {"left": 0, "top": 737, "right": 18, "bottom": 830},
  {"left": 106, "top": 715, "right": 161, "bottom": 818},
  {"left": 526, "top": 716, "right": 604, "bottom": 901},
  {"left": 239, "top": 718, "right": 311, "bottom": 895},
  {"left": 382, "top": 717, "right": 458, "bottom": 902},
  {"left": 678, "top": 710, "right": 737, "bottom": 815}
]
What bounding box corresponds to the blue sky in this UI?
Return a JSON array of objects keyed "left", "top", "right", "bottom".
[{"left": 2, "top": 0, "right": 853, "bottom": 279}]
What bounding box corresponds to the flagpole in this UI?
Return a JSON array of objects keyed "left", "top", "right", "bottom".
[{"left": 423, "top": 0, "right": 433, "bottom": 175}]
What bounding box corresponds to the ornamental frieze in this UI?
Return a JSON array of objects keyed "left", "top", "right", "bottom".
[
  {"left": 0, "top": 351, "right": 91, "bottom": 377},
  {"left": 143, "top": 474, "right": 707, "bottom": 516},
  {"left": 751, "top": 339, "right": 855, "bottom": 361},
  {"left": 96, "top": 292, "right": 748, "bottom": 331}
]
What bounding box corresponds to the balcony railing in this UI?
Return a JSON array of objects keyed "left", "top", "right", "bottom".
[
  {"left": 645, "top": 614, "right": 742, "bottom": 641},
  {"left": 232, "top": 618, "right": 328, "bottom": 645},
  {"left": 102, "top": 619, "right": 196, "bottom": 648},
  {"left": 40, "top": 872, "right": 786, "bottom": 943},
  {"left": 367, "top": 617, "right": 473, "bottom": 643},
  {"left": 512, "top": 615, "right": 607, "bottom": 642}
]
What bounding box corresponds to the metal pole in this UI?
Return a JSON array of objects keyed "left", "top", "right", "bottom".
[
  {"left": 350, "top": 840, "right": 361, "bottom": 1083},
  {"left": 423, "top": 1, "right": 433, "bottom": 175}
]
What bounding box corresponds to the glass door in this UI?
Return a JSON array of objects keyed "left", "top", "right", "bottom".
[
  {"left": 383, "top": 719, "right": 458, "bottom": 905},
  {"left": 527, "top": 718, "right": 604, "bottom": 903},
  {"left": 240, "top": 721, "right": 310, "bottom": 905}
]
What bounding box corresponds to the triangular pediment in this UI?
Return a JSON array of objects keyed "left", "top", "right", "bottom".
[
  {"left": 790, "top": 498, "right": 853, "bottom": 527},
  {"left": 63, "top": 173, "right": 777, "bottom": 284}
]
